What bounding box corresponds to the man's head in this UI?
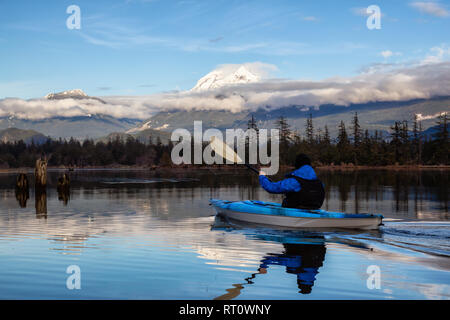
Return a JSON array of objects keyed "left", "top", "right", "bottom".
[{"left": 295, "top": 153, "right": 311, "bottom": 169}]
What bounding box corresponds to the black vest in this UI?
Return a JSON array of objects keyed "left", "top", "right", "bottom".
[{"left": 282, "top": 175, "right": 325, "bottom": 210}]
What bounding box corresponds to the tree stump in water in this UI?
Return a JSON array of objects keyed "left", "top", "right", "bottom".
[
  {"left": 16, "top": 173, "right": 30, "bottom": 208},
  {"left": 16, "top": 173, "right": 29, "bottom": 191},
  {"left": 35, "top": 189, "right": 47, "bottom": 219},
  {"left": 35, "top": 158, "right": 47, "bottom": 190},
  {"left": 57, "top": 173, "right": 70, "bottom": 205},
  {"left": 15, "top": 173, "right": 30, "bottom": 208},
  {"left": 57, "top": 173, "right": 70, "bottom": 189}
]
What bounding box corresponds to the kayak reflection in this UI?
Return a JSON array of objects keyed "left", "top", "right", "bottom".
[{"left": 212, "top": 216, "right": 327, "bottom": 298}]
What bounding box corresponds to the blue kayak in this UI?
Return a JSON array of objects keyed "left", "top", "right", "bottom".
[{"left": 210, "top": 199, "right": 383, "bottom": 230}]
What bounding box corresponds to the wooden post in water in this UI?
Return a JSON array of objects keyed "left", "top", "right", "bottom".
[
  {"left": 35, "top": 190, "right": 47, "bottom": 219},
  {"left": 57, "top": 173, "right": 71, "bottom": 205},
  {"left": 35, "top": 157, "right": 47, "bottom": 218},
  {"left": 15, "top": 173, "right": 29, "bottom": 208},
  {"left": 57, "top": 173, "right": 70, "bottom": 189},
  {"left": 35, "top": 158, "right": 47, "bottom": 190},
  {"left": 16, "top": 173, "right": 29, "bottom": 190}
]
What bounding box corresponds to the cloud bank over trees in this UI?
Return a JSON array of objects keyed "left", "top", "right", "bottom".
[{"left": 1, "top": 53, "right": 450, "bottom": 120}]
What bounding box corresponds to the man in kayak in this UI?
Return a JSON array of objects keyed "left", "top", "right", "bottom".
[{"left": 259, "top": 153, "right": 325, "bottom": 209}]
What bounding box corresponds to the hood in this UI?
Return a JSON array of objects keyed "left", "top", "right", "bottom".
[{"left": 288, "top": 165, "right": 318, "bottom": 180}]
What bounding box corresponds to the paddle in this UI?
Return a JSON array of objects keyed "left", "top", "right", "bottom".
[{"left": 210, "top": 136, "right": 260, "bottom": 175}]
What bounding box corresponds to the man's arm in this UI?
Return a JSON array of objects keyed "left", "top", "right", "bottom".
[{"left": 259, "top": 175, "right": 301, "bottom": 194}]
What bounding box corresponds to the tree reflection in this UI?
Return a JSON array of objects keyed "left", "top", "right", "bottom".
[
  {"left": 35, "top": 189, "right": 47, "bottom": 219},
  {"left": 15, "top": 189, "right": 29, "bottom": 208}
]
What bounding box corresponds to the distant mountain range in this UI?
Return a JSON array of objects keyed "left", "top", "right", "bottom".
[
  {"left": 1, "top": 126, "right": 172, "bottom": 145},
  {"left": 0, "top": 114, "right": 141, "bottom": 140},
  {"left": 422, "top": 122, "right": 450, "bottom": 140},
  {"left": 129, "top": 96, "right": 450, "bottom": 139},
  {"left": 3, "top": 120, "right": 446, "bottom": 146},
  {"left": 0, "top": 79, "right": 448, "bottom": 142},
  {"left": 0, "top": 89, "right": 139, "bottom": 139}
]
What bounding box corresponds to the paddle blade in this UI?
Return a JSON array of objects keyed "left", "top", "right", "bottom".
[{"left": 210, "top": 136, "right": 243, "bottom": 164}]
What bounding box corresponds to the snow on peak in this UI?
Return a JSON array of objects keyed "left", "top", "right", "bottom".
[
  {"left": 45, "top": 89, "right": 88, "bottom": 99},
  {"left": 126, "top": 120, "right": 152, "bottom": 133},
  {"left": 191, "top": 65, "right": 260, "bottom": 92}
]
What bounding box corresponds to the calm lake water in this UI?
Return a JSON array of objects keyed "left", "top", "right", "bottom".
[{"left": 0, "top": 169, "right": 449, "bottom": 300}]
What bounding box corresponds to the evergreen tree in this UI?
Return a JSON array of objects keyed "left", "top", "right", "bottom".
[
  {"left": 305, "top": 113, "right": 314, "bottom": 145},
  {"left": 337, "top": 121, "right": 351, "bottom": 164},
  {"left": 351, "top": 112, "right": 362, "bottom": 164},
  {"left": 247, "top": 115, "right": 259, "bottom": 133},
  {"left": 400, "top": 120, "right": 410, "bottom": 164},
  {"left": 323, "top": 125, "right": 331, "bottom": 145},
  {"left": 246, "top": 115, "right": 259, "bottom": 164},
  {"left": 337, "top": 121, "right": 349, "bottom": 146},
  {"left": 432, "top": 112, "right": 449, "bottom": 164},
  {"left": 412, "top": 114, "right": 422, "bottom": 164},
  {"left": 352, "top": 112, "right": 362, "bottom": 147},
  {"left": 275, "top": 116, "right": 291, "bottom": 165},
  {"left": 390, "top": 121, "right": 401, "bottom": 164}
]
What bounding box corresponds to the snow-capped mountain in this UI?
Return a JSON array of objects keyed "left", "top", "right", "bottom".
[
  {"left": 126, "top": 120, "right": 170, "bottom": 134},
  {"left": 191, "top": 65, "right": 260, "bottom": 92},
  {"left": 45, "top": 89, "right": 88, "bottom": 100},
  {"left": 45, "top": 89, "right": 106, "bottom": 103},
  {"left": 0, "top": 89, "right": 139, "bottom": 139}
]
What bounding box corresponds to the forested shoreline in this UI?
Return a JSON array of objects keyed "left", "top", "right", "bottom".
[
  {"left": 271, "top": 112, "right": 449, "bottom": 166},
  {"left": 0, "top": 112, "right": 448, "bottom": 169}
]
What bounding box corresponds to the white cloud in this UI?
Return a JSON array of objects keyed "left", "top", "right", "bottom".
[
  {"left": 410, "top": 2, "right": 449, "bottom": 17},
  {"left": 421, "top": 44, "right": 450, "bottom": 64},
  {"left": 380, "top": 50, "right": 402, "bottom": 58},
  {"left": 1, "top": 58, "right": 450, "bottom": 119},
  {"left": 416, "top": 111, "right": 447, "bottom": 121},
  {"left": 381, "top": 50, "right": 393, "bottom": 58},
  {"left": 0, "top": 97, "right": 155, "bottom": 120}
]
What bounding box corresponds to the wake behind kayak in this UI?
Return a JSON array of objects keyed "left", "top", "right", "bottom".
[{"left": 210, "top": 199, "right": 383, "bottom": 230}]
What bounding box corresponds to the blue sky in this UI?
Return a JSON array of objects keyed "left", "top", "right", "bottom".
[{"left": 1, "top": 0, "right": 449, "bottom": 99}]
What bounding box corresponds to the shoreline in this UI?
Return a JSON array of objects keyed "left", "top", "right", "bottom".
[{"left": 1, "top": 164, "right": 449, "bottom": 174}]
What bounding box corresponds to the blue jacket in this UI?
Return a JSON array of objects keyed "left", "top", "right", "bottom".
[{"left": 259, "top": 165, "right": 318, "bottom": 194}]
